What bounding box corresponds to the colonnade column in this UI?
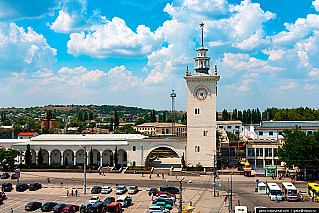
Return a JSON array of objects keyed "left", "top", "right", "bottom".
[
  {"left": 100, "top": 152, "right": 103, "bottom": 167},
  {"left": 35, "top": 151, "right": 38, "bottom": 165},
  {"left": 263, "top": 148, "right": 265, "bottom": 168},
  {"left": 61, "top": 153, "right": 64, "bottom": 165},
  {"left": 48, "top": 151, "right": 51, "bottom": 166},
  {"left": 74, "top": 151, "right": 77, "bottom": 166},
  {"left": 86, "top": 151, "right": 90, "bottom": 166}
]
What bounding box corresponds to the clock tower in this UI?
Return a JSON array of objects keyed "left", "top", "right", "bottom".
[{"left": 184, "top": 23, "right": 220, "bottom": 168}]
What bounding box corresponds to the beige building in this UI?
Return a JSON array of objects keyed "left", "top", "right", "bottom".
[
  {"left": 134, "top": 123, "right": 186, "bottom": 137},
  {"left": 184, "top": 25, "right": 220, "bottom": 168}
]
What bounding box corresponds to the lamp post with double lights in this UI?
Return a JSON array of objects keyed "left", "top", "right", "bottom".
[
  {"left": 79, "top": 145, "right": 88, "bottom": 194},
  {"left": 166, "top": 177, "right": 190, "bottom": 213}
]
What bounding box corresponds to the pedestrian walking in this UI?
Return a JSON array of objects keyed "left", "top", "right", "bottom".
[
  {"left": 151, "top": 195, "right": 154, "bottom": 201},
  {"left": 149, "top": 173, "right": 152, "bottom": 179},
  {"left": 66, "top": 190, "right": 69, "bottom": 197},
  {"left": 300, "top": 193, "right": 303, "bottom": 202},
  {"left": 190, "top": 201, "right": 192, "bottom": 206},
  {"left": 61, "top": 182, "right": 63, "bottom": 186},
  {"left": 224, "top": 197, "right": 227, "bottom": 207},
  {"left": 162, "top": 173, "right": 164, "bottom": 179},
  {"left": 176, "top": 174, "right": 178, "bottom": 179},
  {"left": 11, "top": 208, "right": 13, "bottom": 213},
  {"left": 75, "top": 189, "right": 78, "bottom": 196},
  {"left": 142, "top": 171, "right": 144, "bottom": 177},
  {"left": 156, "top": 172, "right": 159, "bottom": 177},
  {"left": 71, "top": 189, "right": 74, "bottom": 196}
]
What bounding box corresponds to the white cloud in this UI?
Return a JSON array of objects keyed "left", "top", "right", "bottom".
[
  {"left": 279, "top": 81, "right": 298, "bottom": 90},
  {"left": 107, "top": 65, "right": 142, "bottom": 91},
  {"left": 313, "top": 0, "right": 319, "bottom": 11},
  {"left": 308, "top": 68, "right": 319, "bottom": 77},
  {"left": 0, "top": 23, "right": 57, "bottom": 74},
  {"left": 262, "top": 49, "right": 285, "bottom": 61},
  {"left": 67, "top": 17, "right": 162, "bottom": 58},
  {"left": 238, "top": 79, "right": 255, "bottom": 91}
]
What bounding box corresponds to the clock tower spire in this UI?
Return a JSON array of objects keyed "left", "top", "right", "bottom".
[
  {"left": 184, "top": 23, "right": 220, "bottom": 168},
  {"left": 194, "top": 23, "right": 210, "bottom": 74}
]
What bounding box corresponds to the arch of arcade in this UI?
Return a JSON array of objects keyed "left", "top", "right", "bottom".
[{"left": 12, "top": 134, "right": 186, "bottom": 167}]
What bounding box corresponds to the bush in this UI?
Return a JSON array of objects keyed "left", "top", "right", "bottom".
[
  {"left": 196, "top": 162, "right": 203, "bottom": 171},
  {"left": 67, "top": 165, "right": 79, "bottom": 169}
]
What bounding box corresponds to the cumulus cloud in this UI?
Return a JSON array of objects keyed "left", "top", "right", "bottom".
[
  {"left": 67, "top": 17, "right": 162, "bottom": 58},
  {"left": 313, "top": 0, "right": 319, "bottom": 11},
  {"left": 107, "top": 65, "right": 142, "bottom": 91},
  {"left": 279, "top": 81, "right": 298, "bottom": 90},
  {"left": 0, "top": 23, "right": 57, "bottom": 74}
]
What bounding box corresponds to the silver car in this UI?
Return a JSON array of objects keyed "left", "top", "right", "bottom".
[{"left": 115, "top": 186, "right": 127, "bottom": 195}]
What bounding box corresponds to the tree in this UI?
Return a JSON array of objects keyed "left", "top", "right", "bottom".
[
  {"left": 181, "top": 113, "right": 187, "bottom": 125},
  {"left": 150, "top": 109, "right": 156, "bottom": 122},
  {"left": 77, "top": 111, "right": 83, "bottom": 121},
  {"left": 277, "top": 127, "right": 319, "bottom": 169},
  {"left": 83, "top": 112, "right": 88, "bottom": 121},
  {"left": 89, "top": 112, "right": 94, "bottom": 120},
  {"left": 181, "top": 153, "right": 186, "bottom": 169},
  {"left": 162, "top": 112, "right": 167, "bottom": 122},
  {"left": 0, "top": 149, "right": 19, "bottom": 169},
  {"left": 114, "top": 111, "right": 119, "bottom": 128},
  {"left": 114, "top": 146, "right": 118, "bottom": 168},
  {"left": 25, "top": 144, "right": 32, "bottom": 167},
  {"left": 114, "top": 124, "right": 141, "bottom": 134},
  {"left": 37, "top": 148, "right": 44, "bottom": 167},
  {"left": 89, "top": 147, "right": 94, "bottom": 166},
  {"left": 232, "top": 109, "right": 238, "bottom": 120}
]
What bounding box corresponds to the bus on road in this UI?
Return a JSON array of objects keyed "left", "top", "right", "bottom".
[
  {"left": 282, "top": 182, "right": 300, "bottom": 201},
  {"left": 266, "top": 183, "right": 284, "bottom": 201},
  {"left": 307, "top": 183, "right": 319, "bottom": 202}
]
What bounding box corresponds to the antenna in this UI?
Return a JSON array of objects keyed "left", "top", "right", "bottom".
[{"left": 170, "top": 90, "right": 176, "bottom": 137}]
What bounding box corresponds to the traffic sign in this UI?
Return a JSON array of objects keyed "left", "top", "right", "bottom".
[
  {"left": 219, "top": 184, "right": 222, "bottom": 187},
  {"left": 15, "top": 169, "right": 20, "bottom": 178},
  {"left": 213, "top": 182, "right": 216, "bottom": 186},
  {"left": 256, "top": 179, "right": 259, "bottom": 183}
]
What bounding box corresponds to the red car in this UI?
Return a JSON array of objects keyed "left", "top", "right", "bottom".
[
  {"left": 156, "top": 191, "right": 176, "bottom": 198},
  {"left": 62, "top": 204, "right": 79, "bottom": 213}
]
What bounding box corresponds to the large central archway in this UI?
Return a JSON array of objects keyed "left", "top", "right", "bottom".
[{"left": 143, "top": 145, "right": 182, "bottom": 169}]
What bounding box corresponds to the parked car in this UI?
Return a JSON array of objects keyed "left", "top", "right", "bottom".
[
  {"left": 29, "top": 183, "right": 42, "bottom": 191},
  {"left": 25, "top": 202, "right": 42, "bottom": 211},
  {"left": 157, "top": 194, "right": 176, "bottom": 203},
  {"left": 80, "top": 203, "right": 92, "bottom": 213},
  {"left": 105, "top": 202, "right": 122, "bottom": 213},
  {"left": 147, "top": 206, "right": 169, "bottom": 213},
  {"left": 88, "top": 196, "right": 100, "bottom": 204},
  {"left": 116, "top": 195, "right": 132, "bottom": 208},
  {"left": 41, "top": 202, "right": 58, "bottom": 212},
  {"left": 16, "top": 183, "right": 29, "bottom": 192},
  {"left": 2, "top": 183, "right": 13, "bottom": 192},
  {"left": 11, "top": 173, "right": 18, "bottom": 179},
  {"left": 128, "top": 186, "right": 138, "bottom": 194},
  {"left": 53, "top": 203, "right": 67, "bottom": 213},
  {"left": 89, "top": 201, "right": 104, "bottom": 213},
  {"left": 160, "top": 186, "right": 179, "bottom": 194},
  {"left": 115, "top": 186, "right": 127, "bottom": 195},
  {"left": 62, "top": 204, "right": 79, "bottom": 213},
  {"left": 91, "top": 186, "right": 102, "bottom": 194},
  {"left": 153, "top": 198, "right": 173, "bottom": 206},
  {"left": 149, "top": 188, "right": 159, "bottom": 196},
  {"left": 0, "top": 191, "right": 6, "bottom": 199},
  {"left": 101, "top": 186, "right": 112, "bottom": 194},
  {"left": 152, "top": 201, "right": 172, "bottom": 210},
  {"left": 103, "top": 197, "right": 115, "bottom": 206},
  {"left": 1, "top": 173, "right": 10, "bottom": 179}
]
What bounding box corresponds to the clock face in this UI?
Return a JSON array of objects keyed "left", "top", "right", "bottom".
[{"left": 195, "top": 88, "right": 208, "bottom": 100}]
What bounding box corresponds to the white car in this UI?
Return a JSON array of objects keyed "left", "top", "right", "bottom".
[
  {"left": 147, "top": 206, "right": 170, "bottom": 213},
  {"left": 157, "top": 194, "right": 175, "bottom": 203},
  {"left": 117, "top": 195, "right": 132, "bottom": 207},
  {"left": 101, "top": 186, "right": 112, "bottom": 194},
  {"left": 115, "top": 186, "right": 127, "bottom": 195},
  {"left": 88, "top": 196, "right": 100, "bottom": 204}
]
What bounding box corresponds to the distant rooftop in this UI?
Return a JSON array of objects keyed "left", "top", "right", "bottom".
[
  {"left": 135, "top": 123, "right": 186, "bottom": 128},
  {"left": 31, "top": 134, "right": 148, "bottom": 141},
  {"left": 261, "top": 121, "right": 319, "bottom": 128},
  {"left": 18, "top": 132, "right": 37, "bottom": 136},
  {"left": 217, "top": 121, "right": 242, "bottom": 125}
]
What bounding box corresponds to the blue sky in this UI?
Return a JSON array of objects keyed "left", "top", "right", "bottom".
[{"left": 1, "top": 0, "right": 319, "bottom": 111}]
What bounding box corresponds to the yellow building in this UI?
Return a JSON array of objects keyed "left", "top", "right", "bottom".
[{"left": 134, "top": 122, "right": 186, "bottom": 137}]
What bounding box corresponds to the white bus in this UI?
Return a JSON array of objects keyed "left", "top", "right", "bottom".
[
  {"left": 282, "top": 182, "right": 301, "bottom": 201},
  {"left": 266, "top": 183, "right": 284, "bottom": 201}
]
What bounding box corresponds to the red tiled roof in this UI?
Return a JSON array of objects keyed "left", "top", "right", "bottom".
[{"left": 18, "top": 132, "right": 37, "bottom": 136}]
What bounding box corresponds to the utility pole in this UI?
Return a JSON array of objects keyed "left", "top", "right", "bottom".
[
  {"left": 83, "top": 146, "right": 87, "bottom": 194},
  {"left": 230, "top": 174, "right": 233, "bottom": 213},
  {"left": 213, "top": 152, "right": 216, "bottom": 197},
  {"left": 170, "top": 90, "right": 176, "bottom": 137},
  {"left": 179, "top": 180, "right": 182, "bottom": 213}
]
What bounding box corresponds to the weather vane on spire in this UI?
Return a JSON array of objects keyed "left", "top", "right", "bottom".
[{"left": 199, "top": 22, "right": 205, "bottom": 48}]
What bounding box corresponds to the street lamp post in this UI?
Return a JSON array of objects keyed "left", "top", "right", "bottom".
[
  {"left": 167, "top": 177, "right": 185, "bottom": 213},
  {"left": 79, "top": 145, "right": 87, "bottom": 194},
  {"left": 207, "top": 153, "right": 217, "bottom": 197}
]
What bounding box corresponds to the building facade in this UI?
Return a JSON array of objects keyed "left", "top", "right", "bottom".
[{"left": 134, "top": 123, "right": 186, "bottom": 137}]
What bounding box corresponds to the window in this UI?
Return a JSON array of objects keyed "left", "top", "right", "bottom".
[
  {"left": 166, "top": 129, "right": 169, "bottom": 134},
  {"left": 203, "top": 131, "right": 208, "bottom": 136},
  {"left": 265, "top": 148, "right": 272, "bottom": 157},
  {"left": 195, "top": 108, "right": 200, "bottom": 114},
  {"left": 248, "top": 148, "right": 255, "bottom": 157},
  {"left": 227, "top": 126, "right": 231, "bottom": 129},
  {"left": 133, "top": 146, "right": 136, "bottom": 151},
  {"left": 278, "top": 131, "right": 282, "bottom": 135},
  {"left": 269, "top": 131, "right": 273, "bottom": 136},
  {"left": 256, "top": 148, "right": 263, "bottom": 157},
  {"left": 259, "top": 131, "right": 263, "bottom": 136},
  {"left": 195, "top": 146, "right": 200, "bottom": 152},
  {"left": 162, "top": 129, "right": 165, "bottom": 134},
  {"left": 274, "top": 148, "right": 278, "bottom": 157},
  {"left": 235, "top": 126, "right": 240, "bottom": 129}
]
